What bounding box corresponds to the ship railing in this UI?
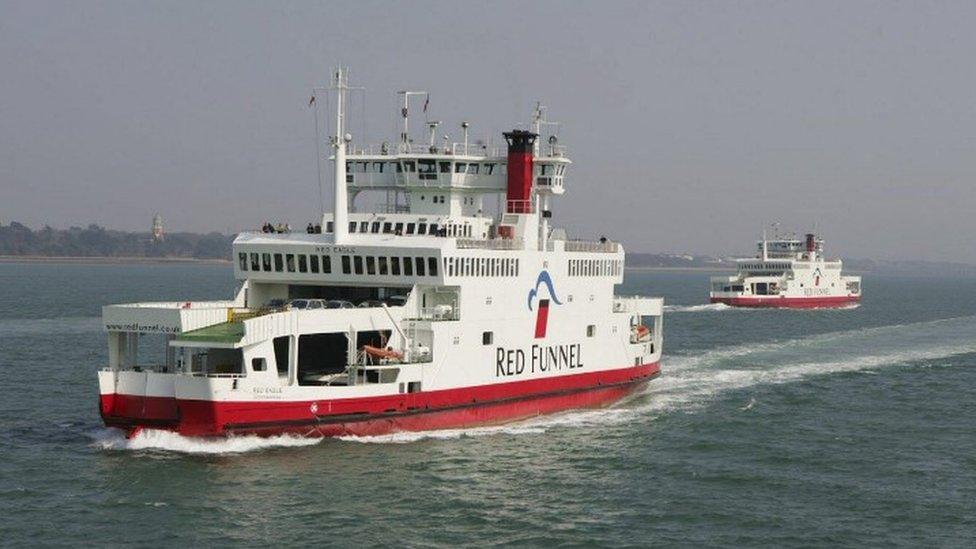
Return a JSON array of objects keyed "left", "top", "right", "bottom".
[
  {"left": 538, "top": 144, "right": 568, "bottom": 158},
  {"left": 456, "top": 237, "right": 523, "bottom": 250},
  {"left": 506, "top": 199, "right": 534, "bottom": 214},
  {"left": 564, "top": 240, "right": 619, "bottom": 253},
  {"left": 407, "top": 307, "right": 459, "bottom": 321},
  {"left": 185, "top": 372, "right": 246, "bottom": 378},
  {"left": 347, "top": 142, "right": 506, "bottom": 157}
]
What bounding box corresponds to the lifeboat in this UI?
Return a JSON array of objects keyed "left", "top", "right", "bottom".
[
  {"left": 632, "top": 324, "right": 651, "bottom": 343},
  {"left": 362, "top": 345, "right": 404, "bottom": 361}
]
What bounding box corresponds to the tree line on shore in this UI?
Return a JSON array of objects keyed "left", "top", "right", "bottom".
[{"left": 0, "top": 222, "right": 233, "bottom": 260}]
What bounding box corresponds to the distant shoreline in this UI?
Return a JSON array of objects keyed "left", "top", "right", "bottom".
[{"left": 0, "top": 255, "right": 231, "bottom": 265}]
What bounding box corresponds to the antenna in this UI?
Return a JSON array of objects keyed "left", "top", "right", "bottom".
[
  {"left": 396, "top": 90, "right": 428, "bottom": 152},
  {"left": 461, "top": 121, "right": 470, "bottom": 155}
]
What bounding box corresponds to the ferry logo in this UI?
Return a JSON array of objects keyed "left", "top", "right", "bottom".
[{"left": 528, "top": 270, "right": 563, "bottom": 339}]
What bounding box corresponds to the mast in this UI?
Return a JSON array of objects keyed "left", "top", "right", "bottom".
[
  {"left": 332, "top": 67, "right": 350, "bottom": 244},
  {"left": 761, "top": 225, "right": 768, "bottom": 261}
]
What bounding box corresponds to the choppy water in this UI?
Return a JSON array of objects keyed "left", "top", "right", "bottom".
[{"left": 1, "top": 262, "right": 974, "bottom": 547}]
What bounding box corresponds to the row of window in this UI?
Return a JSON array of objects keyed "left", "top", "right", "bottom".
[
  {"left": 346, "top": 160, "right": 500, "bottom": 176},
  {"left": 740, "top": 262, "right": 789, "bottom": 271},
  {"left": 239, "top": 250, "right": 523, "bottom": 279},
  {"left": 446, "top": 256, "right": 519, "bottom": 278},
  {"left": 568, "top": 258, "right": 623, "bottom": 277},
  {"left": 239, "top": 252, "right": 438, "bottom": 277},
  {"left": 344, "top": 219, "right": 473, "bottom": 238},
  {"left": 347, "top": 219, "right": 440, "bottom": 236}
]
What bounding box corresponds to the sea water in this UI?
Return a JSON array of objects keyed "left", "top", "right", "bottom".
[{"left": 0, "top": 262, "right": 974, "bottom": 546}]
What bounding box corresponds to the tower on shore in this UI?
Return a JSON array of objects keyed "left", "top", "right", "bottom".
[{"left": 152, "top": 214, "right": 164, "bottom": 242}]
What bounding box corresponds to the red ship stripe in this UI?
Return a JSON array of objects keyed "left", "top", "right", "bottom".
[
  {"left": 101, "top": 362, "right": 660, "bottom": 437},
  {"left": 710, "top": 295, "right": 860, "bottom": 309}
]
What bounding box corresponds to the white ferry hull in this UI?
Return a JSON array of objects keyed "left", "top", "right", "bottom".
[{"left": 100, "top": 362, "right": 659, "bottom": 437}]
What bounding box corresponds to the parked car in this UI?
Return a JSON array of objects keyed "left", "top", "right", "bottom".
[
  {"left": 358, "top": 300, "right": 385, "bottom": 308},
  {"left": 290, "top": 299, "right": 326, "bottom": 310},
  {"left": 324, "top": 300, "right": 355, "bottom": 309}
]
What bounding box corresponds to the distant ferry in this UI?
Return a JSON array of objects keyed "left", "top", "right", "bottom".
[
  {"left": 96, "top": 69, "right": 663, "bottom": 438},
  {"left": 709, "top": 231, "right": 861, "bottom": 309}
]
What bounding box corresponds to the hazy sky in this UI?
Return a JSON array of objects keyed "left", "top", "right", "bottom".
[{"left": 2, "top": 1, "right": 974, "bottom": 262}]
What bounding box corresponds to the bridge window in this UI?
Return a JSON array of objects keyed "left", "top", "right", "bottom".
[
  {"left": 326, "top": 221, "right": 333, "bottom": 233},
  {"left": 298, "top": 255, "right": 308, "bottom": 273},
  {"left": 274, "top": 254, "right": 284, "bottom": 272},
  {"left": 366, "top": 256, "right": 376, "bottom": 275},
  {"left": 418, "top": 159, "right": 436, "bottom": 180},
  {"left": 390, "top": 256, "right": 400, "bottom": 275},
  {"left": 428, "top": 257, "right": 438, "bottom": 276},
  {"left": 429, "top": 223, "right": 439, "bottom": 235},
  {"left": 439, "top": 161, "right": 451, "bottom": 173},
  {"left": 455, "top": 162, "right": 467, "bottom": 173},
  {"left": 378, "top": 256, "right": 389, "bottom": 275},
  {"left": 322, "top": 255, "right": 332, "bottom": 274},
  {"left": 373, "top": 162, "right": 384, "bottom": 173},
  {"left": 484, "top": 163, "right": 495, "bottom": 175},
  {"left": 418, "top": 223, "right": 428, "bottom": 235},
  {"left": 286, "top": 254, "right": 296, "bottom": 272},
  {"left": 263, "top": 253, "right": 272, "bottom": 271},
  {"left": 371, "top": 222, "right": 380, "bottom": 234},
  {"left": 406, "top": 223, "right": 416, "bottom": 235},
  {"left": 383, "top": 222, "right": 392, "bottom": 234},
  {"left": 353, "top": 256, "right": 363, "bottom": 275},
  {"left": 415, "top": 257, "right": 426, "bottom": 276},
  {"left": 403, "top": 256, "right": 413, "bottom": 276},
  {"left": 341, "top": 255, "right": 351, "bottom": 274},
  {"left": 467, "top": 164, "right": 479, "bottom": 174},
  {"left": 239, "top": 253, "right": 248, "bottom": 271},
  {"left": 251, "top": 358, "right": 266, "bottom": 372},
  {"left": 251, "top": 253, "right": 259, "bottom": 271},
  {"left": 310, "top": 255, "right": 319, "bottom": 273},
  {"left": 359, "top": 221, "right": 368, "bottom": 233},
  {"left": 394, "top": 222, "right": 404, "bottom": 234}
]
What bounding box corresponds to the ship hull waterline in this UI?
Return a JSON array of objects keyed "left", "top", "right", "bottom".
[
  {"left": 100, "top": 362, "right": 660, "bottom": 438},
  {"left": 710, "top": 295, "right": 861, "bottom": 309}
]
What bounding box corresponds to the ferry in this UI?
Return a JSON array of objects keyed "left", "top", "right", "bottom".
[
  {"left": 709, "top": 230, "right": 861, "bottom": 309},
  {"left": 97, "top": 69, "right": 664, "bottom": 438}
]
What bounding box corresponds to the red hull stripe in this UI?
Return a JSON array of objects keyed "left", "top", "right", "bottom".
[
  {"left": 710, "top": 295, "right": 860, "bottom": 309},
  {"left": 101, "top": 362, "right": 659, "bottom": 437}
]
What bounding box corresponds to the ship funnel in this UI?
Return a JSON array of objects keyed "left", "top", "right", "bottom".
[
  {"left": 503, "top": 130, "right": 537, "bottom": 213},
  {"left": 805, "top": 233, "right": 816, "bottom": 253}
]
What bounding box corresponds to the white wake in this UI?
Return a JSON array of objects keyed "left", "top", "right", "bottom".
[
  {"left": 90, "top": 427, "right": 321, "bottom": 454},
  {"left": 664, "top": 303, "right": 732, "bottom": 313}
]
